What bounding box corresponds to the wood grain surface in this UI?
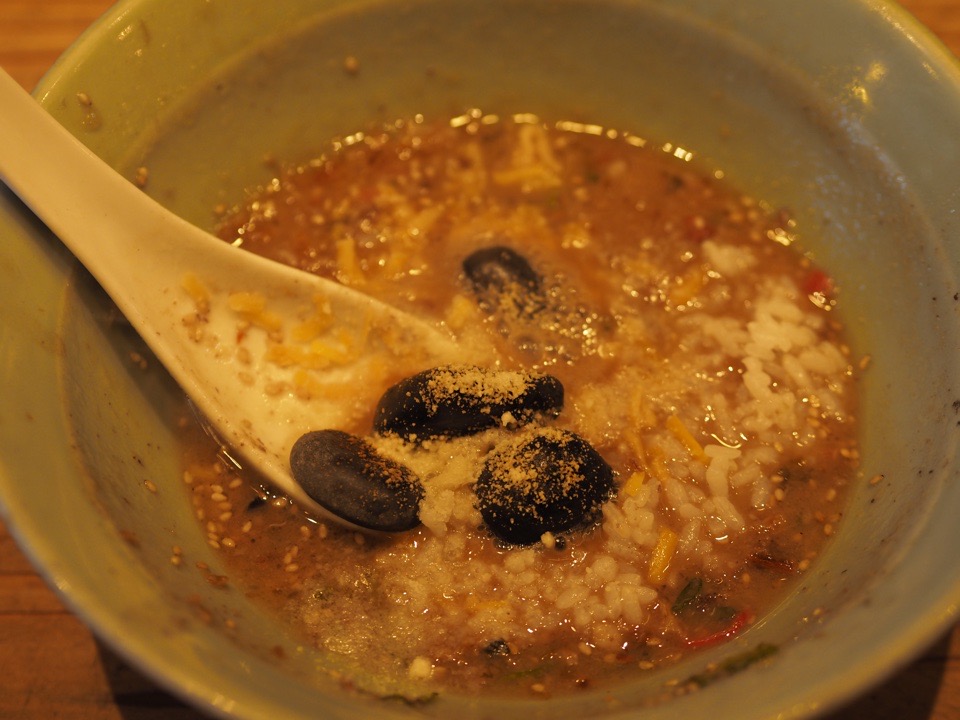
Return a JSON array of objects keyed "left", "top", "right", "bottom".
[{"left": 2, "top": 1, "right": 959, "bottom": 718}]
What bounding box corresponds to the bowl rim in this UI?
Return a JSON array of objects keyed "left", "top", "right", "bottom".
[{"left": 3, "top": 1, "right": 960, "bottom": 718}]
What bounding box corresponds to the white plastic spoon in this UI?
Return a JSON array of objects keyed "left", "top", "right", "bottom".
[{"left": 0, "top": 69, "right": 460, "bottom": 529}]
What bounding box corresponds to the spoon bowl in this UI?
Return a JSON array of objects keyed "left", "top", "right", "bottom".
[{"left": 0, "top": 69, "right": 459, "bottom": 528}]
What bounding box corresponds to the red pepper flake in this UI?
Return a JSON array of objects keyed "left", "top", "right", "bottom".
[
  {"left": 803, "top": 269, "right": 832, "bottom": 297},
  {"left": 684, "top": 610, "right": 752, "bottom": 649},
  {"left": 683, "top": 215, "right": 715, "bottom": 242}
]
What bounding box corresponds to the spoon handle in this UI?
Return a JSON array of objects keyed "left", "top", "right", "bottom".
[{"left": 0, "top": 68, "right": 219, "bottom": 331}]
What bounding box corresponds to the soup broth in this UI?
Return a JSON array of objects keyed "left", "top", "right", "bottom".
[{"left": 179, "top": 112, "right": 860, "bottom": 698}]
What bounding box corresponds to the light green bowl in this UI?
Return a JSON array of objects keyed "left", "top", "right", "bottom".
[{"left": 2, "top": 0, "right": 959, "bottom": 717}]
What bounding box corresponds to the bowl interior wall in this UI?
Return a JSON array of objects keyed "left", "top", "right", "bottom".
[{"left": 6, "top": 0, "right": 958, "bottom": 718}]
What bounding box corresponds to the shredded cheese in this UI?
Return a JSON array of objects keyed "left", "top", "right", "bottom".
[
  {"left": 622, "top": 471, "right": 646, "bottom": 497},
  {"left": 227, "top": 292, "right": 284, "bottom": 333},
  {"left": 666, "top": 415, "right": 707, "bottom": 463},
  {"left": 181, "top": 272, "right": 210, "bottom": 315},
  {"left": 648, "top": 527, "right": 678, "bottom": 583}
]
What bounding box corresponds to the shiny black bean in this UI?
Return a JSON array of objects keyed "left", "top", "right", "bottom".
[
  {"left": 373, "top": 365, "right": 563, "bottom": 440},
  {"left": 463, "top": 245, "right": 545, "bottom": 315},
  {"left": 290, "top": 429, "right": 422, "bottom": 532},
  {"left": 475, "top": 428, "right": 614, "bottom": 545}
]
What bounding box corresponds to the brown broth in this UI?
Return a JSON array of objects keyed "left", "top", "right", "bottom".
[{"left": 179, "top": 113, "right": 859, "bottom": 698}]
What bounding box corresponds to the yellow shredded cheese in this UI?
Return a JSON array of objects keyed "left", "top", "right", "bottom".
[
  {"left": 227, "top": 291, "right": 284, "bottom": 333},
  {"left": 291, "top": 295, "right": 334, "bottom": 343},
  {"left": 265, "top": 338, "right": 353, "bottom": 369},
  {"left": 648, "top": 527, "right": 678, "bottom": 583},
  {"left": 646, "top": 446, "right": 672, "bottom": 484},
  {"left": 335, "top": 236, "right": 365, "bottom": 285},
  {"left": 625, "top": 430, "right": 646, "bottom": 468},
  {"left": 630, "top": 390, "right": 657, "bottom": 429},
  {"left": 181, "top": 272, "right": 210, "bottom": 315},
  {"left": 622, "top": 471, "right": 646, "bottom": 497},
  {"left": 666, "top": 415, "right": 707, "bottom": 463},
  {"left": 291, "top": 369, "right": 323, "bottom": 400}
]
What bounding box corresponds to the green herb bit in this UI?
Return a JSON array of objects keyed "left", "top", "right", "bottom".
[
  {"left": 686, "top": 643, "right": 779, "bottom": 688},
  {"left": 672, "top": 577, "right": 703, "bottom": 614},
  {"left": 381, "top": 691, "right": 440, "bottom": 706},
  {"left": 712, "top": 605, "right": 738, "bottom": 622}
]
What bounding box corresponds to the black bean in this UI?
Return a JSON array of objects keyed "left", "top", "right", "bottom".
[
  {"left": 289, "top": 429, "right": 423, "bottom": 532},
  {"left": 373, "top": 365, "right": 563, "bottom": 440},
  {"left": 475, "top": 428, "right": 614, "bottom": 545},
  {"left": 463, "top": 245, "right": 545, "bottom": 315}
]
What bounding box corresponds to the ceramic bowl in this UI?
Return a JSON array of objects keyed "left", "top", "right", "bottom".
[{"left": 2, "top": 0, "right": 960, "bottom": 718}]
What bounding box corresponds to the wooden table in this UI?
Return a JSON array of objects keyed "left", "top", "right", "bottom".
[{"left": 2, "top": 1, "right": 960, "bottom": 717}]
